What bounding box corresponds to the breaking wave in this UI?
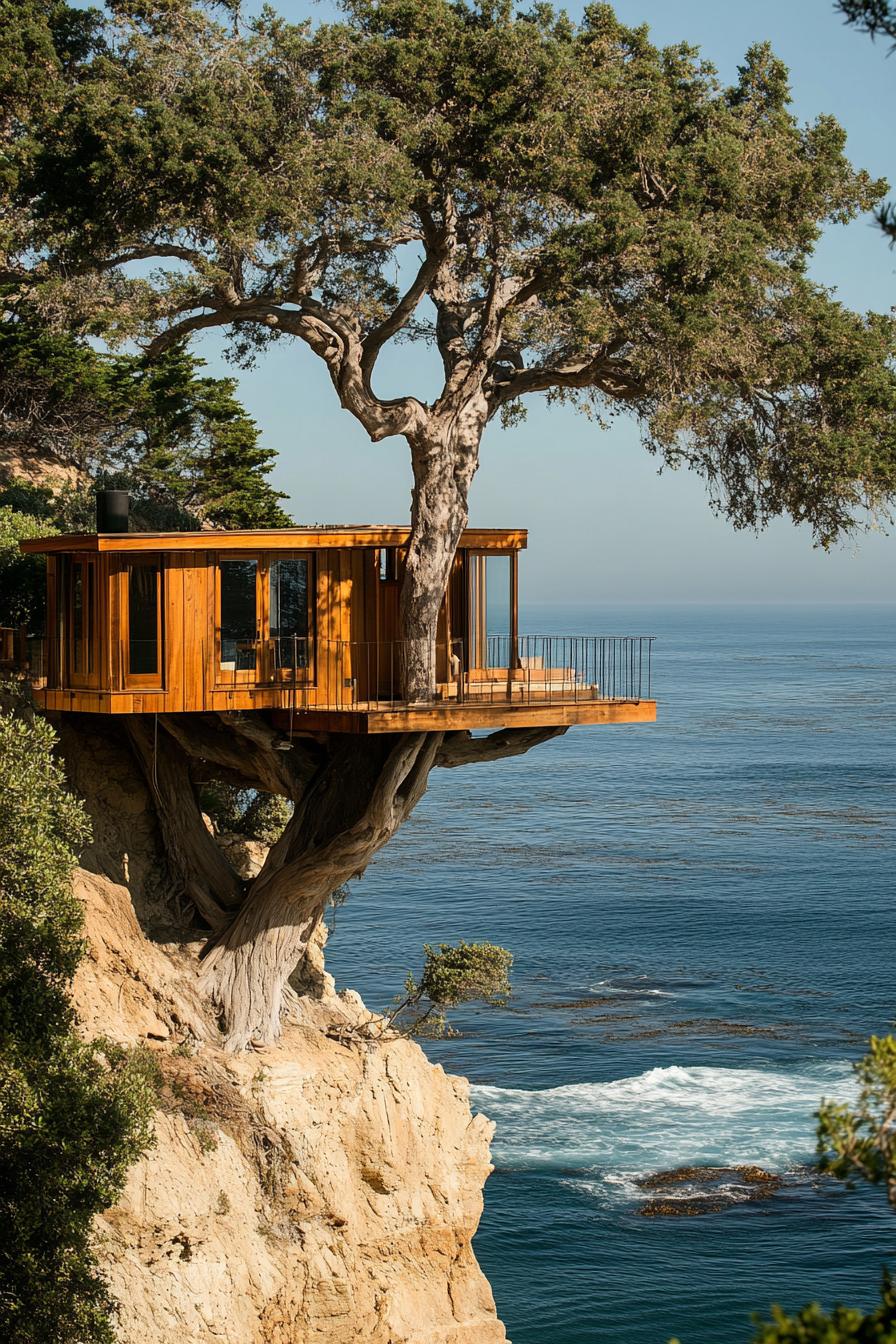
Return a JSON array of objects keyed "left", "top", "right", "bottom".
[{"left": 471, "top": 1061, "right": 856, "bottom": 1205}]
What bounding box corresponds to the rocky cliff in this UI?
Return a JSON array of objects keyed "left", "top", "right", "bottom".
[{"left": 63, "top": 722, "right": 506, "bottom": 1344}]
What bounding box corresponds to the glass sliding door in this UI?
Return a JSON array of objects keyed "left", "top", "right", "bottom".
[
  {"left": 125, "top": 560, "right": 163, "bottom": 686},
  {"left": 219, "top": 558, "right": 258, "bottom": 676},
  {"left": 216, "top": 552, "right": 314, "bottom": 686},
  {"left": 468, "top": 553, "right": 513, "bottom": 670},
  {"left": 269, "top": 556, "right": 310, "bottom": 674}
]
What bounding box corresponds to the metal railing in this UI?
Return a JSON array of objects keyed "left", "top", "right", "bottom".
[
  {"left": 8, "top": 629, "right": 655, "bottom": 710},
  {"left": 215, "top": 634, "right": 655, "bottom": 710}
]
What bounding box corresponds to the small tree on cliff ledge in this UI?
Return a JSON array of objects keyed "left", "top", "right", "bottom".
[{"left": 6, "top": 0, "right": 896, "bottom": 1048}]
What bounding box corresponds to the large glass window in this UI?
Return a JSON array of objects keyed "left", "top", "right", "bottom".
[
  {"left": 220, "top": 559, "right": 257, "bottom": 671},
  {"left": 270, "top": 557, "right": 309, "bottom": 668},
  {"left": 127, "top": 562, "right": 161, "bottom": 679}
]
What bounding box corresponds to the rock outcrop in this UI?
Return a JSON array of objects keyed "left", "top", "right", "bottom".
[{"left": 63, "top": 721, "right": 505, "bottom": 1344}]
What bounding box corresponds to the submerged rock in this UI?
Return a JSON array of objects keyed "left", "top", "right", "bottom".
[{"left": 636, "top": 1164, "right": 785, "bottom": 1217}]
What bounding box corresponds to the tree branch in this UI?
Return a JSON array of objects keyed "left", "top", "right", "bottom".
[
  {"left": 125, "top": 717, "right": 244, "bottom": 929},
  {"left": 361, "top": 243, "right": 444, "bottom": 380},
  {"left": 96, "top": 242, "right": 208, "bottom": 272},
  {"left": 159, "top": 713, "right": 319, "bottom": 800},
  {"left": 488, "top": 348, "right": 643, "bottom": 414},
  {"left": 436, "top": 725, "right": 567, "bottom": 768}
]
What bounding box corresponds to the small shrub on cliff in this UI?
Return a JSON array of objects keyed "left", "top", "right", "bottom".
[
  {"left": 240, "top": 792, "right": 291, "bottom": 845},
  {"left": 386, "top": 941, "right": 513, "bottom": 1039},
  {"left": 0, "top": 705, "right": 156, "bottom": 1344}
]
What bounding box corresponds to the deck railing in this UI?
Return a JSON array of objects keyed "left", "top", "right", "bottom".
[
  {"left": 7, "top": 627, "right": 655, "bottom": 710},
  {"left": 218, "top": 633, "right": 655, "bottom": 710}
]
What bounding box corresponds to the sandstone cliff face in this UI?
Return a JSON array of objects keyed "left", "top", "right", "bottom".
[{"left": 64, "top": 724, "right": 506, "bottom": 1344}]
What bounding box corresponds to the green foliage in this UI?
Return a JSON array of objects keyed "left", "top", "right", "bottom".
[
  {"left": 0, "top": 507, "right": 57, "bottom": 629},
  {"left": 838, "top": 3, "right": 896, "bottom": 242},
  {"left": 4, "top": 0, "right": 895, "bottom": 543},
  {"left": 388, "top": 941, "right": 513, "bottom": 1038},
  {"left": 748, "top": 1278, "right": 896, "bottom": 1343},
  {"left": 839, "top": 2, "right": 896, "bottom": 46},
  {"left": 239, "top": 792, "right": 291, "bottom": 845},
  {"left": 818, "top": 1035, "right": 896, "bottom": 1208},
  {"left": 0, "top": 315, "right": 291, "bottom": 530},
  {"left": 199, "top": 782, "right": 291, "bottom": 844},
  {"left": 199, "top": 781, "right": 247, "bottom": 835},
  {"left": 0, "top": 702, "right": 157, "bottom": 1344}
]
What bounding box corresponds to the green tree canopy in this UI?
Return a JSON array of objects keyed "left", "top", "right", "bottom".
[
  {"left": 3, "top": 0, "right": 896, "bottom": 559},
  {"left": 839, "top": 2, "right": 896, "bottom": 242},
  {"left": 0, "top": 314, "right": 291, "bottom": 529}
]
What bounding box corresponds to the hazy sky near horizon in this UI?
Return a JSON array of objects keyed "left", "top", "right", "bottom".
[{"left": 194, "top": 0, "right": 896, "bottom": 603}]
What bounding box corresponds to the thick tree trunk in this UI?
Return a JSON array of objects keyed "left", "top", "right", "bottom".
[
  {"left": 400, "top": 413, "right": 483, "bottom": 700},
  {"left": 200, "top": 733, "right": 442, "bottom": 1049},
  {"left": 109, "top": 711, "right": 563, "bottom": 1051},
  {"left": 125, "top": 717, "right": 244, "bottom": 930}
]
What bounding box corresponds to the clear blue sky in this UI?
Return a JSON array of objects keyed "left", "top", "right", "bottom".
[{"left": 196, "top": 0, "right": 896, "bottom": 603}]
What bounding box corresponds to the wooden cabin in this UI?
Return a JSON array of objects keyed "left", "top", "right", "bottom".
[{"left": 17, "top": 518, "right": 656, "bottom": 734}]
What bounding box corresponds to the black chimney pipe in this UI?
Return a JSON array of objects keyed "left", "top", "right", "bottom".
[{"left": 95, "top": 489, "right": 129, "bottom": 534}]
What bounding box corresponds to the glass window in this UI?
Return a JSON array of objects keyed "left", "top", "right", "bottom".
[
  {"left": 469, "top": 554, "right": 512, "bottom": 669},
  {"left": 486, "top": 555, "right": 511, "bottom": 636},
  {"left": 270, "top": 557, "right": 309, "bottom": 668},
  {"left": 220, "top": 559, "right": 257, "bottom": 671},
  {"left": 128, "top": 563, "right": 160, "bottom": 678},
  {"left": 70, "top": 559, "right": 94, "bottom": 677},
  {"left": 72, "top": 565, "right": 84, "bottom": 660}
]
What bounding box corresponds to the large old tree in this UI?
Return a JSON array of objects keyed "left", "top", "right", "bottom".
[{"left": 4, "top": 0, "right": 896, "bottom": 1046}]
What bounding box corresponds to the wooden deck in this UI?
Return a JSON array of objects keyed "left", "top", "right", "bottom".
[
  {"left": 270, "top": 697, "right": 657, "bottom": 734},
  {"left": 31, "top": 681, "right": 655, "bottom": 732}
]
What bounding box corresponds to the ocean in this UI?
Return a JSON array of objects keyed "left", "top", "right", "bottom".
[{"left": 323, "top": 602, "right": 896, "bottom": 1343}]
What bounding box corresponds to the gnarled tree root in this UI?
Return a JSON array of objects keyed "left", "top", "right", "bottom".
[
  {"left": 117, "top": 713, "right": 566, "bottom": 1049},
  {"left": 200, "top": 733, "right": 442, "bottom": 1049}
]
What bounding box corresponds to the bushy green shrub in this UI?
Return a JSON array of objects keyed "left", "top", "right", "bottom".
[
  {"left": 817, "top": 1034, "right": 896, "bottom": 1205},
  {"left": 0, "top": 506, "right": 56, "bottom": 631},
  {"left": 198, "top": 781, "right": 248, "bottom": 836},
  {"left": 750, "top": 1281, "right": 896, "bottom": 1342},
  {"left": 0, "top": 704, "right": 156, "bottom": 1344},
  {"left": 240, "top": 792, "right": 291, "bottom": 845},
  {"left": 199, "top": 782, "right": 291, "bottom": 845},
  {"left": 387, "top": 941, "right": 513, "bottom": 1039}
]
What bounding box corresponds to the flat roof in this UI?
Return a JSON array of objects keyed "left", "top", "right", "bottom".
[{"left": 20, "top": 525, "right": 528, "bottom": 555}]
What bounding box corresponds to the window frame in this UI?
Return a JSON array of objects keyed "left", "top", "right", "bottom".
[
  {"left": 122, "top": 555, "right": 165, "bottom": 690},
  {"left": 265, "top": 551, "right": 315, "bottom": 685},
  {"left": 66, "top": 553, "right": 100, "bottom": 689},
  {"left": 215, "top": 551, "right": 263, "bottom": 685}
]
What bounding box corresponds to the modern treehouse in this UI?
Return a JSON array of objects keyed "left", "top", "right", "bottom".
[{"left": 12, "top": 495, "right": 656, "bottom": 735}]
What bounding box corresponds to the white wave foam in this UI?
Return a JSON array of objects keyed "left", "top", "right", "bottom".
[
  {"left": 471, "top": 1062, "right": 855, "bottom": 1205},
  {"left": 591, "top": 979, "right": 676, "bottom": 998}
]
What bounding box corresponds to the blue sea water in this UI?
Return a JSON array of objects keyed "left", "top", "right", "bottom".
[{"left": 323, "top": 603, "right": 896, "bottom": 1344}]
